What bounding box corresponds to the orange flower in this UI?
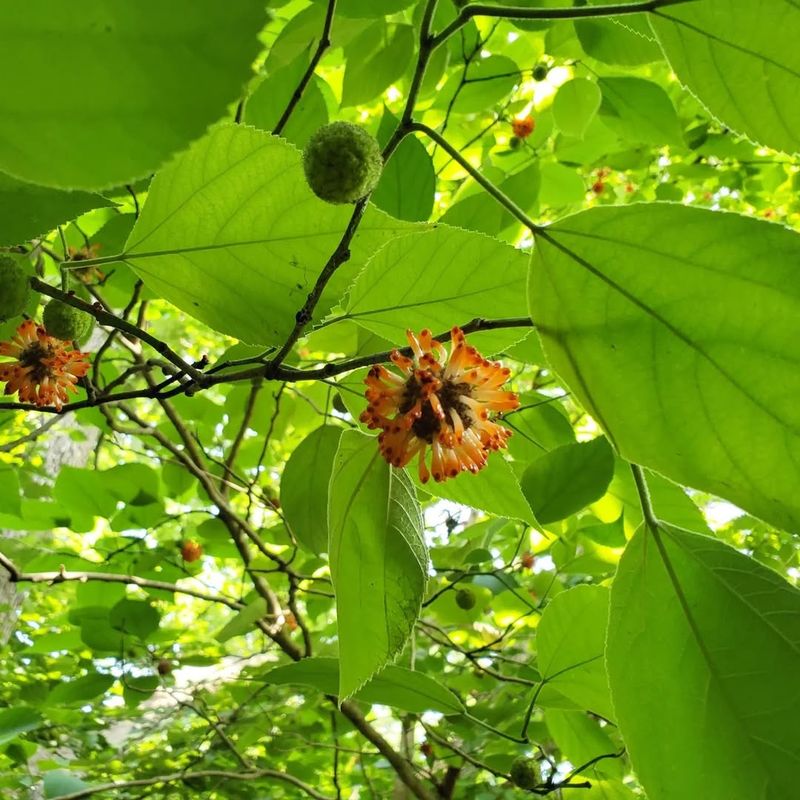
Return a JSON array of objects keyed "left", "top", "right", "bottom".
[
  {"left": 361, "top": 328, "right": 519, "bottom": 483},
  {"left": 0, "top": 319, "right": 90, "bottom": 410},
  {"left": 512, "top": 115, "right": 535, "bottom": 139}
]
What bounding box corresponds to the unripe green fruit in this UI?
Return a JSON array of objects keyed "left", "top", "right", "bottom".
[
  {"left": 510, "top": 757, "right": 539, "bottom": 790},
  {"left": 0, "top": 255, "right": 31, "bottom": 322},
  {"left": 532, "top": 64, "right": 549, "bottom": 82},
  {"left": 455, "top": 587, "right": 476, "bottom": 610},
  {"left": 509, "top": 136, "right": 522, "bottom": 150},
  {"left": 42, "top": 300, "right": 94, "bottom": 342},
  {"left": 303, "top": 121, "right": 383, "bottom": 204}
]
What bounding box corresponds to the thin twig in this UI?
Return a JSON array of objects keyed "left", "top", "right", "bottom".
[{"left": 273, "top": 0, "right": 338, "bottom": 135}]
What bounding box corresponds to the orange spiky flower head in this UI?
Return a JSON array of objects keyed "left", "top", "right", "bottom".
[
  {"left": 361, "top": 327, "right": 519, "bottom": 483},
  {"left": 0, "top": 320, "right": 90, "bottom": 410}
]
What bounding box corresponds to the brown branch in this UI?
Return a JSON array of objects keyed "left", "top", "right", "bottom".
[
  {"left": 30, "top": 277, "right": 204, "bottom": 382},
  {"left": 51, "top": 768, "right": 333, "bottom": 800},
  {"left": 273, "top": 0, "right": 337, "bottom": 136},
  {"left": 431, "top": 0, "right": 697, "bottom": 46},
  {"left": 0, "top": 557, "right": 242, "bottom": 610}
]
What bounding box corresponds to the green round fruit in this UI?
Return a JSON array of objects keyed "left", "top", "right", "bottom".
[
  {"left": 303, "top": 121, "right": 383, "bottom": 204},
  {"left": 455, "top": 587, "right": 476, "bottom": 610},
  {"left": 510, "top": 757, "right": 539, "bottom": 790},
  {"left": 0, "top": 255, "right": 31, "bottom": 322},
  {"left": 509, "top": 136, "right": 521, "bottom": 150},
  {"left": 532, "top": 64, "right": 549, "bottom": 82},
  {"left": 42, "top": 299, "right": 94, "bottom": 342}
]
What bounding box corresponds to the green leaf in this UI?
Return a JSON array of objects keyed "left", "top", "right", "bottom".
[
  {"left": 280, "top": 425, "right": 343, "bottom": 554},
  {"left": 575, "top": 18, "right": 663, "bottom": 66},
  {"left": 440, "top": 164, "right": 540, "bottom": 237},
  {"left": 415, "top": 454, "right": 536, "bottom": 526},
  {"left": 264, "top": 657, "right": 464, "bottom": 714},
  {"left": 43, "top": 770, "right": 89, "bottom": 799},
  {"left": 435, "top": 55, "right": 520, "bottom": 114},
  {"left": 53, "top": 467, "right": 118, "bottom": 521},
  {"left": 345, "top": 225, "right": 529, "bottom": 354},
  {"left": 505, "top": 396, "right": 575, "bottom": 465},
  {"left": 109, "top": 598, "right": 160, "bottom": 641},
  {"left": 597, "top": 460, "right": 709, "bottom": 538},
  {"left": 545, "top": 709, "right": 622, "bottom": 779},
  {"left": 47, "top": 672, "right": 115, "bottom": 706},
  {"left": 0, "top": 707, "right": 42, "bottom": 745},
  {"left": 342, "top": 22, "right": 415, "bottom": 108},
  {"left": 215, "top": 598, "right": 267, "bottom": 643},
  {"left": 123, "top": 675, "right": 160, "bottom": 708},
  {"left": 0, "top": 466, "right": 21, "bottom": 517},
  {"left": 539, "top": 162, "right": 586, "bottom": 209},
  {"left": 122, "top": 124, "right": 415, "bottom": 345},
  {"left": 529, "top": 204, "right": 800, "bottom": 533},
  {"left": 521, "top": 437, "right": 614, "bottom": 525},
  {"left": 372, "top": 132, "right": 435, "bottom": 223},
  {"left": 552, "top": 79, "right": 602, "bottom": 138},
  {"left": 651, "top": 0, "right": 800, "bottom": 154},
  {"left": 0, "top": 172, "right": 113, "bottom": 246},
  {"left": 598, "top": 77, "right": 683, "bottom": 147},
  {"left": 244, "top": 56, "right": 329, "bottom": 148},
  {"left": 328, "top": 430, "right": 427, "bottom": 699},
  {"left": 536, "top": 585, "right": 614, "bottom": 720},
  {"left": 607, "top": 524, "right": 800, "bottom": 800},
  {"left": 0, "top": 1, "right": 265, "bottom": 190}
]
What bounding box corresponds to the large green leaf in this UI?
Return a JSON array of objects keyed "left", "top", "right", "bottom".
[
  {"left": 575, "top": 18, "right": 663, "bottom": 66},
  {"left": 529, "top": 204, "right": 800, "bottom": 533},
  {"left": 521, "top": 437, "right": 614, "bottom": 525},
  {"left": 280, "top": 425, "right": 343, "bottom": 554},
  {"left": 598, "top": 77, "right": 682, "bottom": 147},
  {"left": 328, "top": 430, "right": 428, "bottom": 699},
  {"left": 545, "top": 709, "right": 622, "bottom": 779},
  {"left": 46, "top": 672, "right": 115, "bottom": 706},
  {"left": 416, "top": 454, "right": 536, "bottom": 526},
  {"left": 607, "top": 524, "right": 800, "bottom": 800},
  {"left": 536, "top": 585, "right": 614, "bottom": 720},
  {"left": 345, "top": 225, "right": 529, "bottom": 353},
  {"left": 121, "top": 125, "right": 415, "bottom": 345},
  {"left": 341, "top": 22, "right": 415, "bottom": 108},
  {"left": 215, "top": 598, "right": 266, "bottom": 643},
  {"left": 372, "top": 132, "right": 435, "bottom": 223},
  {"left": 264, "top": 657, "right": 464, "bottom": 714},
  {"left": 651, "top": 0, "right": 800, "bottom": 155},
  {"left": 243, "top": 56, "right": 329, "bottom": 148},
  {"left": 109, "top": 598, "right": 160, "bottom": 641},
  {"left": 439, "top": 164, "right": 540, "bottom": 238},
  {"left": 43, "top": 770, "right": 89, "bottom": 799},
  {"left": 0, "top": 172, "right": 113, "bottom": 246},
  {"left": 552, "top": 78, "right": 602, "bottom": 139},
  {"left": 0, "top": 2, "right": 265, "bottom": 190},
  {"left": 434, "top": 55, "right": 520, "bottom": 114},
  {"left": 0, "top": 707, "right": 42, "bottom": 745}
]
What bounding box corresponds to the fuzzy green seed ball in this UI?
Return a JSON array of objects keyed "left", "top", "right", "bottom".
[
  {"left": 303, "top": 121, "right": 383, "bottom": 204},
  {"left": 0, "top": 255, "right": 31, "bottom": 322},
  {"left": 510, "top": 757, "right": 539, "bottom": 790},
  {"left": 42, "top": 300, "right": 94, "bottom": 343},
  {"left": 455, "top": 588, "right": 476, "bottom": 610}
]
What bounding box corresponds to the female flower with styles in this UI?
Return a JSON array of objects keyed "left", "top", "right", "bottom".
[
  {"left": 361, "top": 327, "right": 519, "bottom": 483},
  {"left": 0, "top": 320, "right": 90, "bottom": 411}
]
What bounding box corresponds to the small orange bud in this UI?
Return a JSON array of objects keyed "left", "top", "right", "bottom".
[
  {"left": 591, "top": 180, "right": 604, "bottom": 195},
  {"left": 521, "top": 552, "right": 535, "bottom": 570},
  {"left": 511, "top": 115, "right": 535, "bottom": 139},
  {"left": 180, "top": 540, "right": 203, "bottom": 562}
]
